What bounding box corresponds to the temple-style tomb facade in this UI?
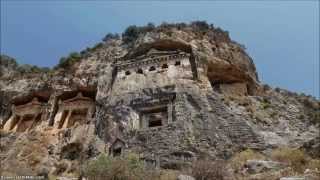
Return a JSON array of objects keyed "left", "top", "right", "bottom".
[
  {"left": 3, "top": 97, "right": 46, "bottom": 132},
  {"left": 53, "top": 91, "right": 95, "bottom": 129}
]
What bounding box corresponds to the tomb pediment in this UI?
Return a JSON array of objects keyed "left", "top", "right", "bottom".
[
  {"left": 62, "top": 92, "right": 93, "bottom": 104},
  {"left": 13, "top": 97, "right": 43, "bottom": 116},
  {"left": 12, "top": 92, "right": 50, "bottom": 106}
]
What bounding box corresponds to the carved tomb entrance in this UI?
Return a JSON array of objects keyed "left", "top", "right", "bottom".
[
  {"left": 3, "top": 97, "right": 45, "bottom": 132},
  {"left": 54, "top": 91, "right": 95, "bottom": 129},
  {"left": 130, "top": 88, "right": 176, "bottom": 129}
]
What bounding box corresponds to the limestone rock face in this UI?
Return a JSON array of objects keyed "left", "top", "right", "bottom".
[{"left": 0, "top": 22, "right": 319, "bottom": 176}]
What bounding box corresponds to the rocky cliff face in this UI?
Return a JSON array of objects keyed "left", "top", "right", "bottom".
[{"left": 0, "top": 22, "right": 319, "bottom": 177}]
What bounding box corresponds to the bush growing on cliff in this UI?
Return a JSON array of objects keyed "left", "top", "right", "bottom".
[
  {"left": 56, "top": 52, "right": 81, "bottom": 69},
  {"left": 190, "top": 21, "right": 210, "bottom": 31},
  {"left": 83, "top": 153, "right": 157, "bottom": 180},
  {"left": 0, "top": 54, "right": 18, "bottom": 68},
  {"left": 122, "top": 25, "right": 141, "bottom": 43},
  {"left": 102, "top": 33, "right": 120, "bottom": 42},
  {"left": 309, "top": 111, "right": 320, "bottom": 124},
  {"left": 16, "top": 64, "right": 50, "bottom": 74},
  {"left": 122, "top": 23, "right": 155, "bottom": 43}
]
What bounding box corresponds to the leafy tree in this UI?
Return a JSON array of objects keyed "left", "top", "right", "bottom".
[
  {"left": 122, "top": 25, "right": 140, "bottom": 43},
  {"left": 190, "top": 21, "right": 210, "bottom": 33},
  {"left": 102, "top": 33, "right": 120, "bottom": 42},
  {"left": 56, "top": 52, "right": 82, "bottom": 69}
]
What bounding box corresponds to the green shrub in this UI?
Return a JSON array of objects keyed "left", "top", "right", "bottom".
[
  {"left": 83, "top": 153, "right": 155, "bottom": 180},
  {"left": 16, "top": 64, "right": 49, "bottom": 74},
  {"left": 122, "top": 23, "right": 155, "bottom": 43},
  {"left": 261, "top": 99, "right": 271, "bottom": 109},
  {"left": 122, "top": 25, "right": 141, "bottom": 43},
  {"left": 56, "top": 52, "right": 81, "bottom": 69},
  {"left": 190, "top": 21, "right": 210, "bottom": 31},
  {"left": 102, "top": 33, "right": 120, "bottom": 42},
  {"left": 91, "top": 43, "right": 104, "bottom": 51},
  {"left": 309, "top": 111, "right": 320, "bottom": 124},
  {"left": 0, "top": 54, "right": 18, "bottom": 68}
]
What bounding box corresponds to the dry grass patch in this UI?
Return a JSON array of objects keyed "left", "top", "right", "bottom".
[
  {"left": 271, "top": 147, "right": 308, "bottom": 173},
  {"left": 158, "top": 170, "right": 179, "bottom": 180},
  {"left": 230, "top": 149, "right": 265, "bottom": 172},
  {"left": 306, "top": 159, "right": 320, "bottom": 171},
  {"left": 190, "top": 160, "right": 230, "bottom": 180}
]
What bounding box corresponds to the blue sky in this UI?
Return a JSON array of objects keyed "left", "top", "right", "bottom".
[{"left": 1, "top": 1, "right": 319, "bottom": 98}]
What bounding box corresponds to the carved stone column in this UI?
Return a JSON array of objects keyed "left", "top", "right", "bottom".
[
  {"left": 86, "top": 105, "right": 95, "bottom": 123},
  {"left": 63, "top": 110, "right": 73, "bottom": 128},
  {"left": 28, "top": 114, "right": 38, "bottom": 131},
  {"left": 140, "top": 113, "right": 147, "bottom": 129},
  {"left": 167, "top": 102, "right": 173, "bottom": 124},
  {"left": 48, "top": 94, "right": 59, "bottom": 126},
  {"left": 12, "top": 115, "right": 23, "bottom": 132},
  {"left": 3, "top": 114, "right": 15, "bottom": 131}
]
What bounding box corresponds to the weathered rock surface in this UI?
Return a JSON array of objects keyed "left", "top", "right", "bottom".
[
  {"left": 245, "top": 160, "right": 286, "bottom": 174},
  {"left": 177, "top": 174, "right": 196, "bottom": 180}
]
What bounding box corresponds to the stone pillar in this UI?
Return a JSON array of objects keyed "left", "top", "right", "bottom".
[
  {"left": 63, "top": 110, "right": 73, "bottom": 129},
  {"left": 3, "top": 115, "right": 15, "bottom": 131},
  {"left": 86, "top": 105, "right": 95, "bottom": 123},
  {"left": 48, "top": 95, "right": 59, "bottom": 126},
  {"left": 156, "top": 156, "right": 160, "bottom": 169},
  {"left": 12, "top": 115, "right": 23, "bottom": 132},
  {"left": 141, "top": 113, "right": 147, "bottom": 129},
  {"left": 167, "top": 102, "right": 173, "bottom": 124},
  {"left": 27, "top": 114, "right": 38, "bottom": 131}
]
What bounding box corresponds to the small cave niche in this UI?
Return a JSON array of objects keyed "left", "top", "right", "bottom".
[
  {"left": 110, "top": 139, "right": 125, "bottom": 157},
  {"left": 149, "top": 66, "right": 156, "bottom": 71},
  {"left": 209, "top": 80, "right": 222, "bottom": 93},
  {"left": 171, "top": 151, "right": 194, "bottom": 161},
  {"left": 161, "top": 64, "right": 168, "bottom": 69},
  {"left": 149, "top": 118, "right": 162, "bottom": 127},
  {"left": 141, "top": 106, "right": 168, "bottom": 129},
  {"left": 61, "top": 143, "right": 83, "bottom": 160},
  {"left": 174, "top": 61, "right": 181, "bottom": 66},
  {"left": 137, "top": 69, "right": 143, "bottom": 74},
  {"left": 113, "top": 147, "right": 122, "bottom": 157},
  {"left": 125, "top": 70, "right": 131, "bottom": 76}
]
